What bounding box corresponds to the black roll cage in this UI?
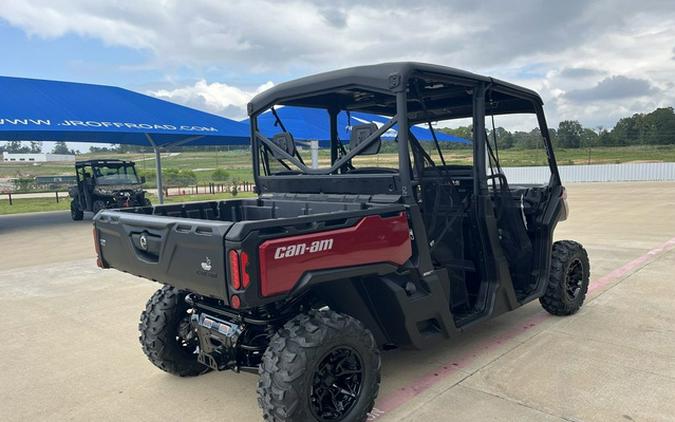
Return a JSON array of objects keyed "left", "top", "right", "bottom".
[
  {"left": 248, "top": 67, "right": 561, "bottom": 200},
  {"left": 74, "top": 160, "right": 141, "bottom": 184}
]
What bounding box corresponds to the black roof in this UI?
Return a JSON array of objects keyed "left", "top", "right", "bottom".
[
  {"left": 75, "top": 159, "right": 136, "bottom": 167},
  {"left": 248, "top": 62, "right": 543, "bottom": 120}
]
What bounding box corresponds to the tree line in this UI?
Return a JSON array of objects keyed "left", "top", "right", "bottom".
[
  {"left": 440, "top": 106, "right": 675, "bottom": 149},
  {"left": 0, "top": 140, "right": 75, "bottom": 154}
]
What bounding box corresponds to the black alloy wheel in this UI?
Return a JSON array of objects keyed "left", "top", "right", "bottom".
[
  {"left": 564, "top": 258, "right": 584, "bottom": 301},
  {"left": 310, "top": 346, "right": 364, "bottom": 421}
]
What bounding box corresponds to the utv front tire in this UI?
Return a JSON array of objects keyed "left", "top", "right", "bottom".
[
  {"left": 258, "top": 310, "right": 381, "bottom": 422},
  {"left": 139, "top": 285, "right": 209, "bottom": 377},
  {"left": 70, "top": 201, "right": 84, "bottom": 221},
  {"left": 540, "top": 240, "right": 590, "bottom": 316}
]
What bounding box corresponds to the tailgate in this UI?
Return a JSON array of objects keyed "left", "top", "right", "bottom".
[{"left": 95, "top": 211, "right": 234, "bottom": 299}]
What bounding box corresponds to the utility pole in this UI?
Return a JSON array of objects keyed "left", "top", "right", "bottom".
[{"left": 591, "top": 126, "right": 603, "bottom": 165}]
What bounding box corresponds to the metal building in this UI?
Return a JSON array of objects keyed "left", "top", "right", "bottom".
[{"left": 1, "top": 152, "right": 75, "bottom": 162}]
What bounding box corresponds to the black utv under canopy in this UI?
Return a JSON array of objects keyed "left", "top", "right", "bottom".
[{"left": 248, "top": 62, "right": 544, "bottom": 123}]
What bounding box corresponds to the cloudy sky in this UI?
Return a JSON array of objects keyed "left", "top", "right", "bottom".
[{"left": 1, "top": 0, "right": 674, "bottom": 133}]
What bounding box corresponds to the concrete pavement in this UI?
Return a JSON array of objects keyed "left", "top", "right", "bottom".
[{"left": 1, "top": 182, "right": 674, "bottom": 421}]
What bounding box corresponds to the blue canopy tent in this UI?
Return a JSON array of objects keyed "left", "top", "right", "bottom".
[
  {"left": 250, "top": 106, "right": 469, "bottom": 144},
  {"left": 0, "top": 76, "right": 250, "bottom": 203}
]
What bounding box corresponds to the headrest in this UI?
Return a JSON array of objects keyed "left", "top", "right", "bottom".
[
  {"left": 349, "top": 123, "right": 381, "bottom": 155},
  {"left": 271, "top": 132, "right": 296, "bottom": 159}
]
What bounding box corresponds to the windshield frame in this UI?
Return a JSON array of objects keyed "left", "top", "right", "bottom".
[{"left": 92, "top": 163, "right": 141, "bottom": 185}]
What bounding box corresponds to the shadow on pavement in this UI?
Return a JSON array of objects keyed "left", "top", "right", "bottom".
[{"left": 0, "top": 211, "right": 93, "bottom": 235}]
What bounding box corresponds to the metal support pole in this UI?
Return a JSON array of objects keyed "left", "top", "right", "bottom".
[
  {"left": 145, "top": 134, "right": 164, "bottom": 204},
  {"left": 329, "top": 108, "right": 339, "bottom": 165},
  {"left": 154, "top": 147, "right": 164, "bottom": 203},
  {"left": 310, "top": 140, "right": 319, "bottom": 169}
]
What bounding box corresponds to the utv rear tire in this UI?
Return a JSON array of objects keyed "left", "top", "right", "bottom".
[
  {"left": 540, "top": 240, "right": 590, "bottom": 316},
  {"left": 257, "top": 310, "right": 380, "bottom": 422},
  {"left": 139, "top": 285, "right": 209, "bottom": 377},
  {"left": 70, "top": 201, "right": 84, "bottom": 221}
]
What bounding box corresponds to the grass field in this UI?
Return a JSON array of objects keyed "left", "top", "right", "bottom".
[
  {"left": 0, "top": 145, "right": 675, "bottom": 191},
  {"left": 0, "top": 191, "right": 255, "bottom": 216},
  {"left": 0, "top": 196, "right": 71, "bottom": 215},
  {"left": 0, "top": 149, "right": 255, "bottom": 184},
  {"left": 2, "top": 145, "right": 675, "bottom": 184}
]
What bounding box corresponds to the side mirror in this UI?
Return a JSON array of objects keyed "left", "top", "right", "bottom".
[
  {"left": 350, "top": 123, "right": 381, "bottom": 155},
  {"left": 140, "top": 176, "right": 146, "bottom": 183},
  {"left": 271, "top": 132, "right": 296, "bottom": 159}
]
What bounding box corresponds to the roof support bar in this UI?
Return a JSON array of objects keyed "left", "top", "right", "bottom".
[
  {"left": 472, "top": 84, "right": 487, "bottom": 195},
  {"left": 145, "top": 134, "right": 164, "bottom": 204},
  {"left": 396, "top": 91, "right": 412, "bottom": 198}
]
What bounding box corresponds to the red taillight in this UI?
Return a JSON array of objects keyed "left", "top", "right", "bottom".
[
  {"left": 230, "top": 294, "right": 241, "bottom": 309},
  {"left": 240, "top": 251, "right": 250, "bottom": 288},
  {"left": 228, "top": 249, "right": 241, "bottom": 289}
]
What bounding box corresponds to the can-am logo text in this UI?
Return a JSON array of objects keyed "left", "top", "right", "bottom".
[{"left": 274, "top": 239, "right": 334, "bottom": 259}]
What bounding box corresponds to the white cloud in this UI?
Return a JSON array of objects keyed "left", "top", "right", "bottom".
[
  {"left": 0, "top": 1, "right": 158, "bottom": 49},
  {"left": 1, "top": 0, "right": 674, "bottom": 128},
  {"left": 149, "top": 80, "right": 274, "bottom": 120},
  {"left": 564, "top": 76, "right": 657, "bottom": 102}
]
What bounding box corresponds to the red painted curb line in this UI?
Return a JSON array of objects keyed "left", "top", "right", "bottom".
[
  {"left": 368, "top": 236, "right": 675, "bottom": 420},
  {"left": 587, "top": 237, "right": 675, "bottom": 295}
]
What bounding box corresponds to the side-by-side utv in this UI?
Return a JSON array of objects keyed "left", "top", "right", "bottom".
[
  {"left": 93, "top": 62, "right": 590, "bottom": 421},
  {"left": 69, "top": 159, "right": 150, "bottom": 220}
]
